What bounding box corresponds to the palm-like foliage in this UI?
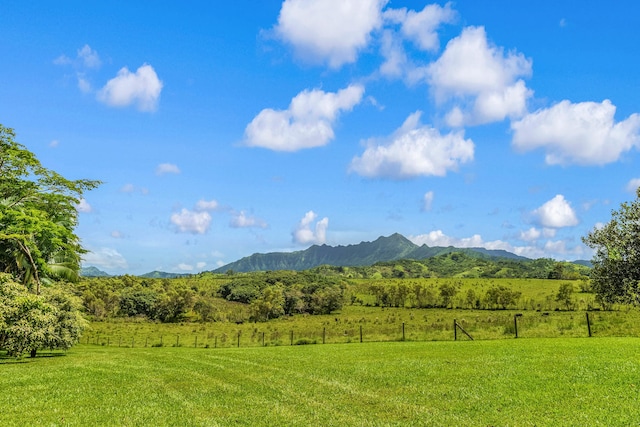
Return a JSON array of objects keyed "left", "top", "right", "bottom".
[{"left": 0, "top": 124, "right": 100, "bottom": 292}]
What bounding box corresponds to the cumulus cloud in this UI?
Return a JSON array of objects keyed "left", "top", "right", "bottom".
[
  {"left": 383, "top": 3, "right": 456, "bottom": 52},
  {"left": 54, "top": 44, "right": 101, "bottom": 69},
  {"left": 292, "top": 211, "right": 329, "bottom": 245},
  {"left": 76, "top": 198, "right": 93, "bottom": 213},
  {"left": 195, "top": 199, "right": 219, "bottom": 212},
  {"left": 245, "top": 84, "right": 364, "bottom": 151},
  {"left": 275, "top": 0, "right": 387, "bottom": 68},
  {"left": 428, "top": 26, "right": 532, "bottom": 126},
  {"left": 422, "top": 191, "right": 434, "bottom": 211},
  {"left": 532, "top": 195, "right": 579, "bottom": 228},
  {"left": 626, "top": 178, "right": 640, "bottom": 193},
  {"left": 77, "top": 44, "right": 101, "bottom": 69},
  {"left": 408, "top": 229, "right": 583, "bottom": 260},
  {"left": 156, "top": 163, "right": 180, "bottom": 176},
  {"left": 97, "top": 64, "right": 163, "bottom": 112},
  {"left": 170, "top": 199, "right": 221, "bottom": 234},
  {"left": 512, "top": 100, "right": 640, "bottom": 165},
  {"left": 349, "top": 111, "right": 474, "bottom": 178},
  {"left": 177, "top": 263, "right": 193, "bottom": 271},
  {"left": 83, "top": 247, "right": 128, "bottom": 270},
  {"left": 54, "top": 44, "right": 102, "bottom": 94},
  {"left": 230, "top": 211, "right": 268, "bottom": 229},
  {"left": 519, "top": 227, "right": 541, "bottom": 242},
  {"left": 171, "top": 209, "right": 212, "bottom": 234}
]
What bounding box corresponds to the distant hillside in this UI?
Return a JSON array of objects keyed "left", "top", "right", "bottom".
[
  {"left": 80, "top": 266, "right": 111, "bottom": 277},
  {"left": 213, "top": 233, "right": 529, "bottom": 273}
]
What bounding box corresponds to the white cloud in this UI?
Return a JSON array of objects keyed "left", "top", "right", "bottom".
[
  {"left": 349, "top": 111, "right": 474, "bottom": 178},
  {"left": 77, "top": 44, "right": 101, "bottom": 69},
  {"left": 408, "top": 229, "right": 584, "bottom": 260},
  {"left": 171, "top": 209, "right": 212, "bottom": 234},
  {"left": 533, "top": 195, "right": 579, "bottom": 228},
  {"left": 177, "top": 263, "right": 193, "bottom": 271},
  {"left": 156, "top": 163, "right": 180, "bottom": 175},
  {"left": 626, "top": 178, "right": 640, "bottom": 193},
  {"left": 111, "top": 231, "right": 124, "bottom": 239},
  {"left": 275, "top": 0, "right": 387, "bottom": 68},
  {"left": 378, "top": 30, "right": 408, "bottom": 79},
  {"left": 512, "top": 100, "right": 640, "bottom": 165},
  {"left": 195, "top": 199, "right": 219, "bottom": 212},
  {"left": 54, "top": 44, "right": 101, "bottom": 69},
  {"left": 77, "top": 74, "right": 92, "bottom": 93},
  {"left": 230, "top": 211, "right": 268, "bottom": 229},
  {"left": 76, "top": 198, "right": 93, "bottom": 213},
  {"left": 383, "top": 3, "right": 456, "bottom": 52},
  {"left": 293, "top": 211, "right": 329, "bottom": 245},
  {"left": 428, "top": 26, "right": 532, "bottom": 126},
  {"left": 422, "top": 191, "right": 434, "bottom": 211},
  {"left": 97, "top": 64, "right": 163, "bottom": 112},
  {"left": 83, "top": 247, "right": 128, "bottom": 270},
  {"left": 49, "top": 139, "right": 59, "bottom": 148},
  {"left": 519, "top": 227, "right": 541, "bottom": 242},
  {"left": 196, "top": 262, "right": 207, "bottom": 270},
  {"left": 245, "top": 84, "right": 364, "bottom": 151}
]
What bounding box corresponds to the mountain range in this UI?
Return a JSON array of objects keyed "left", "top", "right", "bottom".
[{"left": 212, "top": 233, "right": 529, "bottom": 273}]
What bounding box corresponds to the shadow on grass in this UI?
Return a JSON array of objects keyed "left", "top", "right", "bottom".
[{"left": 0, "top": 351, "right": 67, "bottom": 364}]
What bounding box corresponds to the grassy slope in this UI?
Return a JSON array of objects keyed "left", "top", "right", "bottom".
[{"left": 2, "top": 338, "right": 639, "bottom": 426}]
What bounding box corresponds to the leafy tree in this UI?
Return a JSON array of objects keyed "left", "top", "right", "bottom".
[
  {"left": 0, "top": 274, "right": 87, "bottom": 357},
  {"left": 0, "top": 125, "right": 100, "bottom": 292},
  {"left": 250, "top": 285, "right": 285, "bottom": 321},
  {"left": 583, "top": 188, "right": 640, "bottom": 305},
  {"left": 555, "top": 283, "right": 575, "bottom": 310},
  {"left": 484, "top": 286, "right": 521, "bottom": 309},
  {"left": 439, "top": 283, "right": 457, "bottom": 308}
]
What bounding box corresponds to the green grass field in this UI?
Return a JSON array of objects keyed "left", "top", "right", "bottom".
[
  {"left": 79, "top": 306, "right": 640, "bottom": 350},
  {"left": 2, "top": 337, "right": 639, "bottom": 426}
]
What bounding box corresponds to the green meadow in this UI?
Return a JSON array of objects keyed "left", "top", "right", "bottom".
[{"left": 2, "top": 338, "right": 639, "bottom": 426}]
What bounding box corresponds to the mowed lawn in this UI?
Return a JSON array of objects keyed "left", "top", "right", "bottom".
[{"left": 2, "top": 338, "right": 639, "bottom": 426}]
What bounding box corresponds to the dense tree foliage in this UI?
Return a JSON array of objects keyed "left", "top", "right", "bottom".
[
  {"left": 0, "top": 124, "right": 98, "bottom": 356},
  {"left": 583, "top": 188, "right": 640, "bottom": 305},
  {"left": 309, "top": 253, "right": 590, "bottom": 280},
  {"left": 0, "top": 125, "right": 100, "bottom": 291},
  {"left": 0, "top": 274, "right": 87, "bottom": 357}
]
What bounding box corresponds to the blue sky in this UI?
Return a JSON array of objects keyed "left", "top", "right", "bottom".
[{"left": 2, "top": 1, "right": 640, "bottom": 275}]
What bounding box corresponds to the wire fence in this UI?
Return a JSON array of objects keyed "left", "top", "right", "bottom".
[{"left": 81, "top": 309, "right": 640, "bottom": 349}]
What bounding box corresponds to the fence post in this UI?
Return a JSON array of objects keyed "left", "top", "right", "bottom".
[
  {"left": 176, "top": 334, "right": 180, "bottom": 347},
  {"left": 454, "top": 319, "right": 457, "bottom": 341},
  {"left": 514, "top": 315, "right": 518, "bottom": 339},
  {"left": 262, "top": 332, "right": 265, "bottom": 347},
  {"left": 586, "top": 312, "right": 592, "bottom": 337},
  {"left": 360, "top": 325, "right": 363, "bottom": 343},
  {"left": 194, "top": 335, "right": 198, "bottom": 348},
  {"left": 402, "top": 322, "right": 405, "bottom": 341},
  {"left": 290, "top": 330, "right": 294, "bottom": 346},
  {"left": 323, "top": 327, "right": 326, "bottom": 344},
  {"left": 237, "top": 331, "right": 241, "bottom": 348},
  {"left": 160, "top": 335, "right": 163, "bottom": 347}
]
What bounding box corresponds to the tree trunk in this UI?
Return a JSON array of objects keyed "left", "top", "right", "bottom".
[{"left": 30, "top": 348, "right": 37, "bottom": 358}]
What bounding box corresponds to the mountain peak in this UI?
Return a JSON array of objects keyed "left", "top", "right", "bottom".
[{"left": 214, "top": 233, "right": 526, "bottom": 273}]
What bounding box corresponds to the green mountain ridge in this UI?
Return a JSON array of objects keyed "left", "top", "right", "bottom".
[{"left": 212, "top": 233, "right": 530, "bottom": 273}]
